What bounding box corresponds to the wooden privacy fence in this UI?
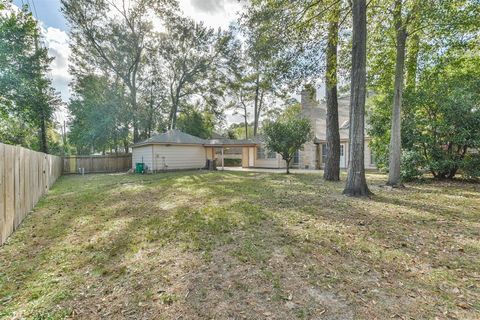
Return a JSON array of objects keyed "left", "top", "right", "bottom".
[
  {"left": 63, "top": 154, "right": 132, "bottom": 174},
  {"left": 0, "top": 143, "right": 62, "bottom": 245}
]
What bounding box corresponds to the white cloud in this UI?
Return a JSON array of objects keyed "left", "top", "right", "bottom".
[
  {"left": 42, "top": 26, "right": 71, "bottom": 103},
  {"left": 179, "top": 0, "right": 244, "bottom": 30},
  {"left": 41, "top": 26, "right": 71, "bottom": 125},
  {"left": 189, "top": 0, "right": 224, "bottom": 13}
]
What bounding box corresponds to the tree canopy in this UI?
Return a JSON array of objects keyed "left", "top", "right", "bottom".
[
  {"left": 263, "top": 105, "right": 313, "bottom": 174},
  {"left": 0, "top": 1, "right": 60, "bottom": 153}
]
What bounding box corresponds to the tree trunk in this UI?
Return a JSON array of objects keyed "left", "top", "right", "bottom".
[
  {"left": 240, "top": 92, "right": 249, "bottom": 139},
  {"left": 286, "top": 159, "right": 291, "bottom": 174},
  {"left": 324, "top": 4, "right": 341, "bottom": 181},
  {"left": 244, "top": 116, "right": 248, "bottom": 140},
  {"left": 130, "top": 85, "right": 140, "bottom": 143},
  {"left": 169, "top": 91, "right": 180, "bottom": 130},
  {"left": 34, "top": 33, "right": 48, "bottom": 154},
  {"left": 253, "top": 74, "right": 260, "bottom": 136},
  {"left": 148, "top": 86, "right": 154, "bottom": 138},
  {"left": 387, "top": 0, "right": 407, "bottom": 187},
  {"left": 343, "top": 0, "right": 372, "bottom": 197},
  {"left": 170, "top": 105, "right": 178, "bottom": 129},
  {"left": 39, "top": 110, "right": 48, "bottom": 154}
]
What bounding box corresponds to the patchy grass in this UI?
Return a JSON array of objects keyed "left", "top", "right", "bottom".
[{"left": 0, "top": 171, "right": 479, "bottom": 319}]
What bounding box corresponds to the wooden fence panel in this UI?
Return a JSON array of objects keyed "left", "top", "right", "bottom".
[
  {"left": 62, "top": 154, "right": 132, "bottom": 174},
  {"left": 0, "top": 144, "right": 4, "bottom": 244},
  {"left": 4, "top": 144, "right": 15, "bottom": 244},
  {"left": 0, "top": 143, "right": 62, "bottom": 246}
]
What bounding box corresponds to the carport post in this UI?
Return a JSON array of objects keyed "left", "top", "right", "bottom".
[{"left": 221, "top": 147, "right": 224, "bottom": 170}]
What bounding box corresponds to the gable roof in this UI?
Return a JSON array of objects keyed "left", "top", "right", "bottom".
[
  {"left": 133, "top": 129, "right": 207, "bottom": 147},
  {"left": 132, "top": 130, "right": 258, "bottom": 148}
]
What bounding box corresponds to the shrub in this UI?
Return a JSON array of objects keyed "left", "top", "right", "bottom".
[
  {"left": 400, "top": 150, "right": 424, "bottom": 181},
  {"left": 223, "top": 158, "right": 242, "bottom": 167},
  {"left": 460, "top": 153, "right": 480, "bottom": 180}
]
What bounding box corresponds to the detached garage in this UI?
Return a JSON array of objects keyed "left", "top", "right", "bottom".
[
  {"left": 132, "top": 130, "right": 208, "bottom": 171},
  {"left": 132, "top": 129, "right": 257, "bottom": 172}
]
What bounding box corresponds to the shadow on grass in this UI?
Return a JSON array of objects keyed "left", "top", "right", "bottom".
[{"left": 0, "top": 171, "right": 478, "bottom": 319}]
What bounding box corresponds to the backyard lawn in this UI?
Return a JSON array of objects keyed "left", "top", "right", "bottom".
[{"left": 0, "top": 171, "right": 479, "bottom": 319}]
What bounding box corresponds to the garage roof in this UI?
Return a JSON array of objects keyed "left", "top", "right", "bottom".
[{"left": 132, "top": 130, "right": 257, "bottom": 147}]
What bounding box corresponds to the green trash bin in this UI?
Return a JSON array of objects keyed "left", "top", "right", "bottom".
[{"left": 135, "top": 162, "right": 144, "bottom": 173}]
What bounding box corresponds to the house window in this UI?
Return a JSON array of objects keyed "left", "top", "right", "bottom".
[
  {"left": 322, "top": 144, "right": 328, "bottom": 164},
  {"left": 293, "top": 150, "right": 300, "bottom": 164},
  {"left": 322, "top": 144, "right": 344, "bottom": 164},
  {"left": 257, "top": 147, "right": 276, "bottom": 159}
]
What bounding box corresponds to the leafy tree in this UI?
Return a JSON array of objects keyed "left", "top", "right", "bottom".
[
  {"left": 367, "top": 0, "right": 479, "bottom": 185},
  {"left": 408, "top": 53, "right": 480, "bottom": 179},
  {"left": 0, "top": 1, "right": 59, "bottom": 152},
  {"left": 233, "top": 5, "right": 301, "bottom": 138},
  {"left": 61, "top": 0, "right": 173, "bottom": 143},
  {"left": 68, "top": 75, "right": 129, "bottom": 154},
  {"left": 368, "top": 0, "right": 479, "bottom": 179},
  {"left": 152, "top": 16, "right": 227, "bottom": 130},
  {"left": 227, "top": 122, "right": 255, "bottom": 140},
  {"left": 263, "top": 105, "right": 313, "bottom": 174},
  {"left": 242, "top": 0, "right": 352, "bottom": 180},
  {"left": 222, "top": 30, "right": 251, "bottom": 139},
  {"left": 177, "top": 108, "right": 215, "bottom": 139},
  {"left": 343, "top": 0, "right": 372, "bottom": 196}
]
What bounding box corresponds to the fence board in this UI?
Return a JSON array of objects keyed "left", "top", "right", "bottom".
[
  {"left": 62, "top": 154, "right": 132, "bottom": 174},
  {"left": 0, "top": 144, "right": 4, "bottom": 244},
  {"left": 0, "top": 143, "right": 62, "bottom": 246}
]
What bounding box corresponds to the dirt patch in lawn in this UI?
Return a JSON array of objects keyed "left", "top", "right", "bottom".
[{"left": 0, "top": 171, "right": 479, "bottom": 319}]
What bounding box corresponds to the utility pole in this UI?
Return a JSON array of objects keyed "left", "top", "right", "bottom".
[{"left": 34, "top": 28, "right": 49, "bottom": 154}]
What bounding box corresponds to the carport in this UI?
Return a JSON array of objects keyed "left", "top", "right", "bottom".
[{"left": 204, "top": 139, "right": 258, "bottom": 170}]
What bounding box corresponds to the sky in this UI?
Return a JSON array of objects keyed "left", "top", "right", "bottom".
[
  {"left": 12, "top": 0, "right": 243, "bottom": 101},
  {"left": 11, "top": 0, "right": 245, "bottom": 125},
  {"left": 10, "top": 0, "right": 322, "bottom": 128}
]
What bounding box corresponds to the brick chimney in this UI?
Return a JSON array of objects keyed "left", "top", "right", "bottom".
[{"left": 300, "top": 84, "right": 317, "bottom": 110}]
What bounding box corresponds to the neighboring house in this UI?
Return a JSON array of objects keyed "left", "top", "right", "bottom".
[{"left": 251, "top": 88, "right": 376, "bottom": 170}]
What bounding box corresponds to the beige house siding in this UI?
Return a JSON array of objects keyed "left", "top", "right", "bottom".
[
  {"left": 292, "top": 88, "right": 377, "bottom": 170},
  {"left": 152, "top": 145, "right": 205, "bottom": 170},
  {"left": 252, "top": 147, "right": 286, "bottom": 168},
  {"left": 254, "top": 155, "right": 286, "bottom": 168},
  {"left": 132, "top": 145, "right": 153, "bottom": 170},
  {"left": 132, "top": 144, "right": 206, "bottom": 171},
  {"left": 299, "top": 142, "right": 318, "bottom": 169},
  {"left": 315, "top": 140, "right": 375, "bottom": 169}
]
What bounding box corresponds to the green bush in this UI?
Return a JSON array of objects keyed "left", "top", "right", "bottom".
[
  {"left": 223, "top": 158, "right": 242, "bottom": 167},
  {"left": 460, "top": 153, "right": 480, "bottom": 180},
  {"left": 400, "top": 150, "right": 424, "bottom": 181}
]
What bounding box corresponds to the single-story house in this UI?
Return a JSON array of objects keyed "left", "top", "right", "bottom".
[
  {"left": 132, "top": 87, "right": 377, "bottom": 172},
  {"left": 131, "top": 130, "right": 257, "bottom": 171}
]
